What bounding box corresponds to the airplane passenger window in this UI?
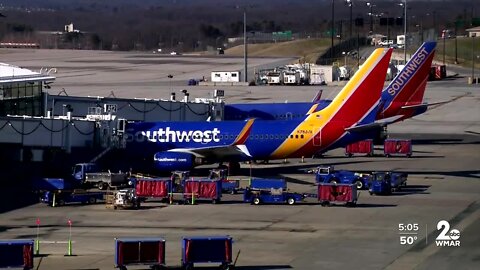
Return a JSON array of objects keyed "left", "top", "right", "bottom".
[
  {"left": 301, "top": 135, "right": 304, "bottom": 139},
  {"left": 290, "top": 135, "right": 293, "bottom": 139},
  {"left": 295, "top": 135, "right": 299, "bottom": 139},
  {"left": 270, "top": 135, "right": 274, "bottom": 139},
  {"left": 275, "top": 135, "right": 279, "bottom": 139}
]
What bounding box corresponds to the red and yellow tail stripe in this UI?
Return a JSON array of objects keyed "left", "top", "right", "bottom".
[{"left": 270, "top": 48, "right": 392, "bottom": 158}]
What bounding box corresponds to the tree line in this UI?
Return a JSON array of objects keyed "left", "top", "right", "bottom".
[{"left": 0, "top": 0, "right": 476, "bottom": 51}]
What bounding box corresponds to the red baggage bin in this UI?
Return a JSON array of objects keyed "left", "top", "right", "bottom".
[
  {"left": 345, "top": 139, "right": 374, "bottom": 157},
  {"left": 317, "top": 184, "right": 357, "bottom": 207},
  {"left": 384, "top": 139, "right": 412, "bottom": 157},
  {"left": 135, "top": 179, "right": 169, "bottom": 198}
]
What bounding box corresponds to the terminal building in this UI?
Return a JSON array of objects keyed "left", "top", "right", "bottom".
[{"left": 0, "top": 63, "right": 224, "bottom": 185}]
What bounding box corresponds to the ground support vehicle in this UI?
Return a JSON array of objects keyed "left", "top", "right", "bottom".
[
  {"left": 183, "top": 179, "right": 222, "bottom": 204},
  {"left": 84, "top": 172, "right": 130, "bottom": 190},
  {"left": 315, "top": 166, "right": 369, "bottom": 190},
  {"left": 318, "top": 184, "right": 357, "bottom": 207},
  {"left": 114, "top": 237, "right": 166, "bottom": 270},
  {"left": 389, "top": 172, "right": 408, "bottom": 191},
  {"left": 384, "top": 139, "right": 413, "bottom": 157},
  {"left": 107, "top": 188, "right": 141, "bottom": 209},
  {"left": 345, "top": 139, "right": 374, "bottom": 157},
  {"left": 32, "top": 178, "right": 78, "bottom": 191},
  {"left": 368, "top": 172, "right": 393, "bottom": 195},
  {"left": 72, "top": 163, "right": 130, "bottom": 190},
  {"left": 243, "top": 187, "right": 305, "bottom": 205},
  {"left": 40, "top": 189, "right": 104, "bottom": 207},
  {"left": 0, "top": 239, "right": 34, "bottom": 269},
  {"left": 181, "top": 236, "right": 234, "bottom": 270}
]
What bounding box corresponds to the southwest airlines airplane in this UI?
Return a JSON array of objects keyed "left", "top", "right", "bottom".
[
  {"left": 125, "top": 48, "right": 393, "bottom": 172},
  {"left": 224, "top": 42, "right": 438, "bottom": 125}
]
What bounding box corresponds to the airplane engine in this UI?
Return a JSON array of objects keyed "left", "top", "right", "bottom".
[{"left": 153, "top": 152, "right": 196, "bottom": 171}]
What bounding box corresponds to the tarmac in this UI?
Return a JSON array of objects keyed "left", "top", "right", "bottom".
[{"left": 0, "top": 48, "right": 479, "bottom": 269}]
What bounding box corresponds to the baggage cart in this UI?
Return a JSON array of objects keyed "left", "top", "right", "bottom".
[
  {"left": 184, "top": 179, "right": 222, "bottom": 204},
  {"left": 249, "top": 178, "right": 286, "bottom": 190},
  {"left": 318, "top": 184, "right": 357, "bottom": 207},
  {"left": 243, "top": 187, "right": 305, "bottom": 205},
  {"left": 0, "top": 239, "right": 34, "bottom": 269},
  {"left": 181, "top": 236, "right": 233, "bottom": 270},
  {"left": 345, "top": 139, "right": 374, "bottom": 157},
  {"left": 209, "top": 169, "right": 241, "bottom": 194},
  {"left": 384, "top": 139, "right": 412, "bottom": 157},
  {"left": 114, "top": 237, "right": 165, "bottom": 270},
  {"left": 135, "top": 179, "right": 170, "bottom": 199}
]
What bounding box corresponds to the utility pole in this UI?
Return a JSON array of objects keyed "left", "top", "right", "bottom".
[
  {"left": 346, "top": 0, "right": 353, "bottom": 39},
  {"left": 455, "top": 21, "right": 458, "bottom": 64},
  {"left": 403, "top": 0, "right": 407, "bottom": 64},
  {"left": 331, "top": 0, "right": 335, "bottom": 60},
  {"left": 243, "top": 10, "right": 248, "bottom": 83},
  {"left": 472, "top": 34, "right": 476, "bottom": 83},
  {"left": 443, "top": 32, "right": 446, "bottom": 65}
]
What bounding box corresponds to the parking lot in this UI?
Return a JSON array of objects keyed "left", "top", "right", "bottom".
[{"left": 0, "top": 49, "right": 479, "bottom": 269}]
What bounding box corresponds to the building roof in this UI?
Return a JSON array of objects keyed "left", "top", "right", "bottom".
[
  {"left": 466, "top": 26, "right": 480, "bottom": 32},
  {"left": 0, "top": 62, "right": 56, "bottom": 84}
]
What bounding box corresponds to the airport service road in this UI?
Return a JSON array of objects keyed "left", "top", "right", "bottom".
[{"left": 1, "top": 136, "right": 479, "bottom": 270}]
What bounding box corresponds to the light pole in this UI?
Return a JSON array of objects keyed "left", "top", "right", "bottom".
[
  {"left": 454, "top": 20, "right": 458, "bottom": 64},
  {"left": 331, "top": 0, "right": 335, "bottom": 60},
  {"left": 243, "top": 10, "right": 248, "bottom": 83},
  {"left": 367, "top": 2, "right": 375, "bottom": 34},
  {"left": 399, "top": 1, "right": 407, "bottom": 64},
  {"left": 472, "top": 34, "right": 476, "bottom": 83},
  {"left": 345, "top": 0, "right": 353, "bottom": 39},
  {"left": 443, "top": 30, "right": 446, "bottom": 65}
]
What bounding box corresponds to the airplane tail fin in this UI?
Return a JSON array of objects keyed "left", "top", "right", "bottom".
[
  {"left": 310, "top": 48, "right": 392, "bottom": 125},
  {"left": 380, "top": 42, "right": 436, "bottom": 116}
]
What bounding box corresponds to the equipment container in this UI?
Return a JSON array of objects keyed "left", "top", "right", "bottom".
[
  {"left": 184, "top": 179, "right": 222, "bottom": 204},
  {"left": 384, "top": 139, "right": 412, "bottom": 157},
  {"left": 114, "top": 237, "right": 166, "bottom": 270},
  {"left": 0, "top": 239, "right": 34, "bottom": 269},
  {"left": 181, "top": 236, "right": 233, "bottom": 270},
  {"left": 317, "top": 183, "right": 357, "bottom": 207},
  {"left": 345, "top": 139, "right": 374, "bottom": 157}
]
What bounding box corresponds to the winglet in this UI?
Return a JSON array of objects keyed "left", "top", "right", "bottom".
[
  {"left": 311, "top": 89, "right": 323, "bottom": 102},
  {"left": 232, "top": 118, "right": 255, "bottom": 145}
]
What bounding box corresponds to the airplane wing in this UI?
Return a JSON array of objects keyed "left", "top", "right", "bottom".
[
  {"left": 345, "top": 115, "right": 404, "bottom": 132},
  {"left": 167, "top": 118, "right": 255, "bottom": 159},
  {"left": 167, "top": 144, "right": 251, "bottom": 159},
  {"left": 400, "top": 101, "right": 450, "bottom": 109}
]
